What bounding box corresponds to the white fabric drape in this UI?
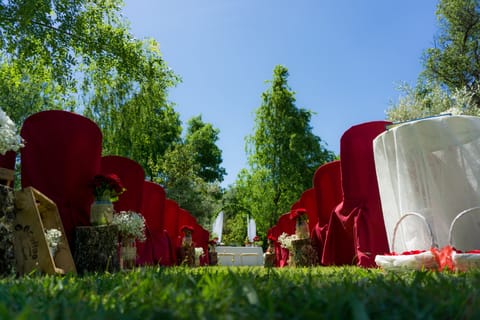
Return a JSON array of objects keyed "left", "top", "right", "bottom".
[
  {"left": 247, "top": 218, "right": 256, "bottom": 242},
  {"left": 212, "top": 211, "right": 224, "bottom": 243},
  {"left": 374, "top": 115, "right": 480, "bottom": 253}
]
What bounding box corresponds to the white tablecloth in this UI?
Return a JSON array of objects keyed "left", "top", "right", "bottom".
[
  {"left": 216, "top": 246, "right": 264, "bottom": 266},
  {"left": 374, "top": 115, "right": 480, "bottom": 252}
]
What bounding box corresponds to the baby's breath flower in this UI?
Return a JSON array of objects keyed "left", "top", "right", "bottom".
[
  {"left": 278, "top": 232, "right": 297, "bottom": 250},
  {"left": 194, "top": 247, "right": 204, "bottom": 259},
  {"left": 112, "top": 211, "right": 146, "bottom": 242},
  {"left": 0, "top": 108, "right": 24, "bottom": 155},
  {"left": 45, "top": 228, "right": 62, "bottom": 251}
]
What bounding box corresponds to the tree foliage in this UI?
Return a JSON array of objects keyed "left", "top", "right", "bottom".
[
  {"left": 0, "top": 0, "right": 182, "bottom": 181},
  {"left": 422, "top": 0, "right": 480, "bottom": 105},
  {"left": 386, "top": 81, "right": 480, "bottom": 122},
  {"left": 242, "top": 65, "right": 335, "bottom": 231},
  {"left": 185, "top": 115, "right": 226, "bottom": 183},
  {"left": 0, "top": 57, "right": 69, "bottom": 124},
  {"left": 388, "top": 0, "right": 480, "bottom": 121},
  {"left": 159, "top": 116, "right": 225, "bottom": 225}
]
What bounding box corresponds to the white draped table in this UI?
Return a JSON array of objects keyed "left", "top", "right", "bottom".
[
  {"left": 216, "top": 246, "right": 264, "bottom": 266},
  {"left": 373, "top": 115, "right": 480, "bottom": 253}
]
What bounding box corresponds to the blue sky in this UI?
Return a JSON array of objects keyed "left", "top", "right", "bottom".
[{"left": 123, "top": 0, "right": 438, "bottom": 187}]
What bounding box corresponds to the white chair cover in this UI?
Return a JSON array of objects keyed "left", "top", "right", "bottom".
[{"left": 374, "top": 115, "right": 480, "bottom": 253}]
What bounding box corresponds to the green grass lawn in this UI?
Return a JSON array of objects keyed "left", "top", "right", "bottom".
[{"left": 0, "top": 266, "right": 479, "bottom": 319}]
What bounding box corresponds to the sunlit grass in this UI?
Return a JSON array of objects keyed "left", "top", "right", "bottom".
[{"left": 0, "top": 266, "right": 479, "bottom": 319}]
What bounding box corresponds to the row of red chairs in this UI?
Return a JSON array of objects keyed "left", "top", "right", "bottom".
[
  {"left": 1, "top": 110, "right": 209, "bottom": 267},
  {"left": 268, "top": 120, "right": 392, "bottom": 268}
]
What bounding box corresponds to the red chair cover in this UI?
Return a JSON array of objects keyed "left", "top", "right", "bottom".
[
  {"left": 322, "top": 121, "right": 391, "bottom": 267},
  {"left": 100, "top": 155, "right": 145, "bottom": 213},
  {"left": 138, "top": 181, "right": 173, "bottom": 266},
  {"left": 177, "top": 208, "right": 198, "bottom": 247},
  {"left": 175, "top": 208, "right": 209, "bottom": 264},
  {"left": 311, "top": 160, "right": 342, "bottom": 263},
  {"left": 176, "top": 208, "right": 199, "bottom": 264},
  {"left": 291, "top": 188, "right": 318, "bottom": 234},
  {"left": 100, "top": 155, "right": 148, "bottom": 267},
  {"left": 20, "top": 110, "right": 102, "bottom": 247},
  {"left": 0, "top": 150, "right": 16, "bottom": 169},
  {"left": 164, "top": 199, "right": 179, "bottom": 264}
]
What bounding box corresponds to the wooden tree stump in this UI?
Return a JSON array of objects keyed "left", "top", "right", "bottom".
[
  {"left": 0, "top": 168, "right": 14, "bottom": 187},
  {"left": 290, "top": 238, "right": 319, "bottom": 267},
  {"left": 209, "top": 252, "right": 218, "bottom": 266},
  {"left": 0, "top": 185, "right": 15, "bottom": 276},
  {"left": 177, "top": 245, "right": 195, "bottom": 267},
  {"left": 74, "top": 225, "right": 119, "bottom": 274},
  {"left": 264, "top": 252, "right": 276, "bottom": 267}
]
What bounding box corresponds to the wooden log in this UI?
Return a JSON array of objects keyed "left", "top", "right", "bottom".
[
  {"left": 177, "top": 245, "right": 195, "bottom": 267},
  {"left": 74, "top": 225, "right": 119, "bottom": 274},
  {"left": 209, "top": 252, "right": 218, "bottom": 266},
  {"left": 290, "top": 238, "right": 319, "bottom": 267},
  {"left": 0, "top": 185, "right": 15, "bottom": 276},
  {"left": 14, "top": 187, "right": 76, "bottom": 276},
  {"left": 0, "top": 168, "right": 14, "bottom": 187},
  {"left": 264, "top": 252, "right": 276, "bottom": 268}
]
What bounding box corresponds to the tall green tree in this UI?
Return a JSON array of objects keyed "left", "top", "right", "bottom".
[
  {"left": 423, "top": 0, "right": 480, "bottom": 105},
  {"left": 243, "top": 65, "right": 335, "bottom": 230},
  {"left": 159, "top": 116, "right": 225, "bottom": 225},
  {"left": 0, "top": 0, "right": 181, "bottom": 180},
  {"left": 185, "top": 115, "right": 226, "bottom": 183}
]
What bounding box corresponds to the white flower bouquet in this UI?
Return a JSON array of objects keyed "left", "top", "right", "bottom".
[
  {"left": 278, "top": 232, "right": 298, "bottom": 251},
  {"left": 112, "top": 211, "right": 146, "bottom": 242},
  {"left": 45, "top": 228, "right": 62, "bottom": 252},
  {"left": 0, "top": 108, "right": 24, "bottom": 155},
  {"left": 194, "top": 247, "right": 204, "bottom": 259}
]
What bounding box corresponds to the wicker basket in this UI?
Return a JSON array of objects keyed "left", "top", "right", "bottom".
[
  {"left": 375, "top": 212, "right": 438, "bottom": 271},
  {"left": 449, "top": 207, "right": 480, "bottom": 272}
]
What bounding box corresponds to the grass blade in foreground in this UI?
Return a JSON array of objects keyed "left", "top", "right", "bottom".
[{"left": 0, "top": 266, "right": 479, "bottom": 319}]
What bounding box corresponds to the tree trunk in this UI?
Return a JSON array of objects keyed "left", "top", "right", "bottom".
[{"left": 0, "top": 185, "right": 15, "bottom": 276}]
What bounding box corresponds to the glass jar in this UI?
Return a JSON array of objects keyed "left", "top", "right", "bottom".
[
  {"left": 119, "top": 238, "right": 136, "bottom": 270},
  {"left": 90, "top": 200, "right": 114, "bottom": 226},
  {"left": 295, "top": 217, "right": 310, "bottom": 239}
]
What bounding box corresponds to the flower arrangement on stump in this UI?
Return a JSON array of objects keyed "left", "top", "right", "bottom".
[
  {"left": 208, "top": 238, "right": 219, "bottom": 266},
  {"left": 112, "top": 210, "right": 146, "bottom": 270},
  {"left": 88, "top": 173, "right": 125, "bottom": 226},
  {"left": 0, "top": 108, "right": 24, "bottom": 187},
  {"left": 0, "top": 109, "right": 19, "bottom": 274},
  {"left": 264, "top": 235, "right": 276, "bottom": 267},
  {"left": 266, "top": 235, "right": 276, "bottom": 254},
  {"left": 178, "top": 225, "right": 195, "bottom": 266},
  {"left": 285, "top": 208, "right": 318, "bottom": 267},
  {"left": 290, "top": 208, "right": 310, "bottom": 239},
  {"left": 208, "top": 238, "right": 218, "bottom": 253}
]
